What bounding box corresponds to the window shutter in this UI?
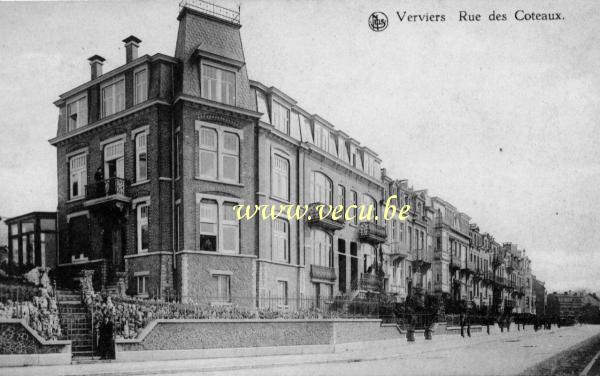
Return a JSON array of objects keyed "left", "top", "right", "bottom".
[{"left": 195, "top": 130, "right": 200, "bottom": 177}]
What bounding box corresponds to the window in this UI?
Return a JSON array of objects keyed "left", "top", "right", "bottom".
[
  {"left": 69, "top": 153, "right": 87, "bottom": 199},
  {"left": 174, "top": 131, "right": 181, "bottom": 178},
  {"left": 272, "top": 101, "right": 290, "bottom": 134},
  {"left": 40, "top": 233, "right": 56, "bottom": 268},
  {"left": 134, "top": 68, "right": 148, "bottom": 104},
  {"left": 273, "top": 219, "right": 289, "bottom": 262},
  {"left": 222, "top": 132, "right": 239, "bottom": 182},
  {"left": 255, "top": 90, "right": 270, "bottom": 123},
  {"left": 11, "top": 237, "right": 19, "bottom": 264},
  {"left": 196, "top": 125, "right": 241, "bottom": 183},
  {"left": 312, "top": 229, "right": 332, "bottom": 267},
  {"left": 201, "top": 64, "right": 235, "bottom": 105},
  {"left": 337, "top": 185, "right": 345, "bottom": 207},
  {"left": 137, "top": 203, "right": 149, "bottom": 253},
  {"left": 362, "top": 243, "right": 375, "bottom": 273},
  {"left": 214, "top": 274, "right": 231, "bottom": 302},
  {"left": 222, "top": 203, "right": 239, "bottom": 253},
  {"left": 272, "top": 154, "right": 289, "bottom": 200},
  {"left": 67, "top": 96, "right": 87, "bottom": 131},
  {"left": 351, "top": 190, "right": 358, "bottom": 225},
  {"left": 198, "top": 127, "right": 218, "bottom": 179},
  {"left": 314, "top": 172, "right": 332, "bottom": 205},
  {"left": 278, "top": 280, "right": 288, "bottom": 306},
  {"left": 199, "top": 200, "right": 218, "bottom": 252},
  {"left": 391, "top": 220, "right": 398, "bottom": 241},
  {"left": 136, "top": 275, "right": 147, "bottom": 295},
  {"left": 101, "top": 79, "right": 125, "bottom": 117},
  {"left": 175, "top": 201, "right": 181, "bottom": 251},
  {"left": 68, "top": 214, "right": 90, "bottom": 261},
  {"left": 135, "top": 131, "right": 148, "bottom": 182},
  {"left": 362, "top": 194, "right": 377, "bottom": 222}
]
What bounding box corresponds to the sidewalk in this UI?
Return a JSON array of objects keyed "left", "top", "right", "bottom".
[{"left": 4, "top": 326, "right": 598, "bottom": 376}]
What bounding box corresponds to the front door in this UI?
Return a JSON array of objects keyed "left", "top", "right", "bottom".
[{"left": 111, "top": 226, "right": 123, "bottom": 271}]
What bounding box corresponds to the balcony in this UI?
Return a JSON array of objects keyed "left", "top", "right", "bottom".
[
  {"left": 411, "top": 248, "right": 432, "bottom": 270},
  {"left": 388, "top": 242, "right": 409, "bottom": 261},
  {"left": 494, "top": 275, "right": 506, "bottom": 287},
  {"left": 450, "top": 257, "right": 461, "bottom": 270},
  {"left": 310, "top": 264, "right": 336, "bottom": 282},
  {"left": 305, "top": 203, "right": 345, "bottom": 231},
  {"left": 358, "top": 222, "right": 387, "bottom": 244},
  {"left": 482, "top": 271, "right": 494, "bottom": 285},
  {"left": 84, "top": 178, "right": 131, "bottom": 210}
]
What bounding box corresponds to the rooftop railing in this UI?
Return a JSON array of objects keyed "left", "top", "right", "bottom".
[{"left": 180, "top": 0, "right": 240, "bottom": 25}]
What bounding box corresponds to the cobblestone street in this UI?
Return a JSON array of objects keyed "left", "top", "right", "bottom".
[{"left": 5, "top": 325, "right": 600, "bottom": 376}]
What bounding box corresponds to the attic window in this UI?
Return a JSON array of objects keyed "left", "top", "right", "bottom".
[{"left": 201, "top": 64, "right": 235, "bottom": 105}]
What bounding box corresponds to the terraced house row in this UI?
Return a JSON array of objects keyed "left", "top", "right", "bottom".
[{"left": 37, "top": 0, "right": 538, "bottom": 314}]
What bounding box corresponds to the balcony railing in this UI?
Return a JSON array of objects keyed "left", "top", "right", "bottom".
[
  {"left": 305, "top": 203, "right": 345, "bottom": 231},
  {"left": 179, "top": 0, "right": 240, "bottom": 25},
  {"left": 310, "top": 264, "right": 336, "bottom": 281},
  {"left": 358, "top": 222, "right": 387, "bottom": 244},
  {"left": 388, "top": 242, "right": 409, "bottom": 260},
  {"left": 85, "top": 177, "right": 130, "bottom": 201},
  {"left": 450, "top": 257, "right": 461, "bottom": 270}
]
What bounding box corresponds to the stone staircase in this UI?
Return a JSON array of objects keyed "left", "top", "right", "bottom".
[{"left": 56, "top": 289, "right": 96, "bottom": 359}]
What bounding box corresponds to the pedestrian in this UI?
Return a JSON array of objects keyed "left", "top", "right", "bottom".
[
  {"left": 506, "top": 317, "right": 511, "bottom": 332},
  {"left": 499, "top": 316, "right": 504, "bottom": 333},
  {"left": 486, "top": 316, "right": 491, "bottom": 335},
  {"left": 98, "top": 315, "right": 114, "bottom": 359},
  {"left": 466, "top": 316, "right": 471, "bottom": 338},
  {"left": 460, "top": 313, "right": 465, "bottom": 338}
]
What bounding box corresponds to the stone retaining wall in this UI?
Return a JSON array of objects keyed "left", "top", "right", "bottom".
[
  {"left": 115, "top": 319, "right": 399, "bottom": 362},
  {"left": 0, "top": 319, "right": 71, "bottom": 367}
]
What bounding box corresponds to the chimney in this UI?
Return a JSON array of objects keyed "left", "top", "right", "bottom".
[
  {"left": 88, "top": 55, "right": 105, "bottom": 80},
  {"left": 123, "top": 35, "right": 142, "bottom": 63}
]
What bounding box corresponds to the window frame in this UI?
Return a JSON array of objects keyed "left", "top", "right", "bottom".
[
  {"left": 196, "top": 193, "right": 243, "bottom": 254},
  {"left": 313, "top": 171, "right": 333, "bottom": 205},
  {"left": 195, "top": 122, "right": 243, "bottom": 184},
  {"left": 69, "top": 152, "right": 87, "bottom": 200},
  {"left": 100, "top": 76, "right": 126, "bottom": 118},
  {"left": 271, "top": 153, "right": 290, "bottom": 201},
  {"left": 134, "top": 129, "right": 148, "bottom": 182},
  {"left": 272, "top": 218, "right": 289, "bottom": 262},
  {"left": 214, "top": 274, "right": 231, "bottom": 302},
  {"left": 66, "top": 95, "right": 88, "bottom": 131},
  {"left": 133, "top": 66, "right": 148, "bottom": 105},
  {"left": 201, "top": 63, "right": 236, "bottom": 106},
  {"left": 136, "top": 202, "right": 150, "bottom": 253},
  {"left": 272, "top": 100, "right": 290, "bottom": 134}
]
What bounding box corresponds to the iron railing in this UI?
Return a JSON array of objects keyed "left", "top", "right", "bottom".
[
  {"left": 358, "top": 222, "right": 387, "bottom": 243},
  {"left": 179, "top": 0, "right": 240, "bottom": 25},
  {"left": 85, "top": 177, "right": 130, "bottom": 200}
]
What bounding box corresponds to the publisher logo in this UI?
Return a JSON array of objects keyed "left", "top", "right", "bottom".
[{"left": 368, "top": 12, "right": 388, "bottom": 31}]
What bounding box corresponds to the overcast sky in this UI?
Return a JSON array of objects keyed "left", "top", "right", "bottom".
[{"left": 0, "top": 0, "right": 598, "bottom": 293}]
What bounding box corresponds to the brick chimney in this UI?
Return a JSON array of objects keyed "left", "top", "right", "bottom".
[
  {"left": 123, "top": 35, "right": 141, "bottom": 63},
  {"left": 88, "top": 55, "right": 105, "bottom": 80}
]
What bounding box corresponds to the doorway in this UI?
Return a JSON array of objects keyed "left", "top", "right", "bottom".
[{"left": 338, "top": 239, "right": 346, "bottom": 293}]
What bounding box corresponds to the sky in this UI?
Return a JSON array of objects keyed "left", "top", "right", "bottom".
[{"left": 0, "top": 0, "right": 598, "bottom": 293}]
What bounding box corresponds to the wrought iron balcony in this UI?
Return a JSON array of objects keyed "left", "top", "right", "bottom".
[
  {"left": 411, "top": 248, "right": 432, "bottom": 269},
  {"left": 84, "top": 178, "right": 131, "bottom": 208},
  {"left": 482, "top": 271, "right": 494, "bottom": 284},
  {"left": 358, "top": 222, "right": 387, "bottom": 244},
  {"left": 310, "top": 264, "right": 336, "bottom": 282},
  {"left": 450, "top": 257, "right": 461, "bottom": 270},
  {"left": 305, "top": 203, "right": 345, "bottom": 231}
]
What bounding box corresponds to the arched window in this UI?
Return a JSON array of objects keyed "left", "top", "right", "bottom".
[
  {"left": 312, "top": 229, "right": 332, "bottom": 267},
  {"left": 362, "top": 194, "right": 377, "bottom": 222},
  {"left": 314, "top": 172, "right": 332, "bottom": 205}
]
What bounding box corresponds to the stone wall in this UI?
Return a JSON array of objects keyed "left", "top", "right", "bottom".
[
  {"left": 0, "top": 319, "right": 71, "bottom": 367},
  {"left": 115, "top": 319, "right": 396, "bottom": 356}
]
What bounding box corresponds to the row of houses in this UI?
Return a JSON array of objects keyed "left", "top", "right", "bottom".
[{"left": 6, "top": 0, "right": 540, "bottom": 314}]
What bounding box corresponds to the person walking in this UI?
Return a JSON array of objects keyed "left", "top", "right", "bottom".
[
  {"left": 466, "top": 315, "right": 471, "bottom": 337},
  {"left": 460, "top": 313, "right": 465, "bottom": 338}
]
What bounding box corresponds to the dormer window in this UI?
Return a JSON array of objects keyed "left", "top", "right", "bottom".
[
  {"left": 67, "top": 96, "right": 87, "bottom": 131},
  {"left": 201, "top": 64, "right": 235, "bottom": 105},
  {"left": 134, "top": 67, "right": 148, "bottom": 105},
  {"left": 272, "top": 101, "right": 289, "bottom": 134},
  {"left": 101, "top": 78, "right": 125, "bottom": 117}
]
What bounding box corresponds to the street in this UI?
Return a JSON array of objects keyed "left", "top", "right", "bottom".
[{"left": 4, "top": 325, "right": 600, "bottom": 376}]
